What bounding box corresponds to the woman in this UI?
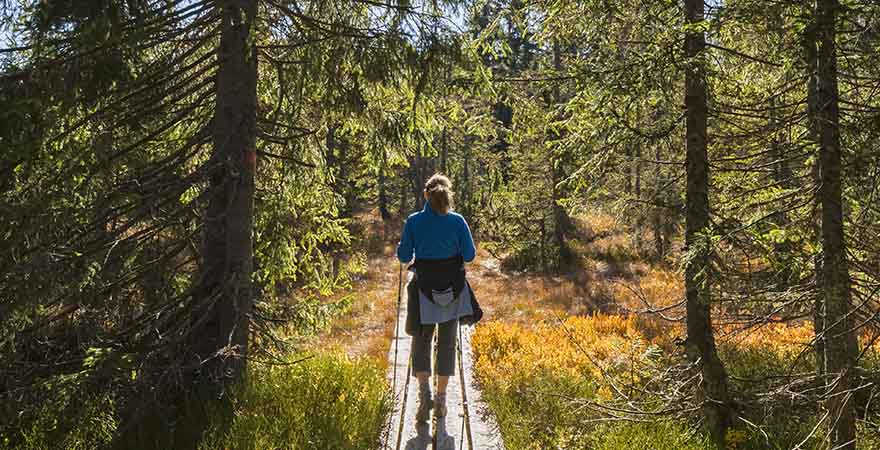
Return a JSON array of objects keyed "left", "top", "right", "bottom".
[{"left": 397, "top": 174, "right": 476, "bottom": 422}]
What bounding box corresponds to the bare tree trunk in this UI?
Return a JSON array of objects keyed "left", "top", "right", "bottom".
[
  {"left": 551, "top": 41, "right": 571, "bottom": 264},
  {"left": 635, "top": 145, "right": 642, "bottom": 199},
  {"left": 460, "top": 140, "right": 471, "bottom": 217},
  {"left": 683, "top": 0, "right": 734, "bottom": 446},
  {"left": 196, "top": 0, "right": 258, "bottom": 385},
  {"left": 652, "top": 144, "right": 666, "bottom": 261},
  {"left": 803, "top": 18, "right": 829, "bottom": 376},
  {"left": 378, "top": 170, "right": 391, "bottom": 221},
  {"left": 428, "top": 145, "right": 437, "bottom": 175},
  {"left": 412, "top": 155, "right": 425, "bottom": 210},
  {"left": 633, "top": 144, "right": 643, "bottom": 253},
  {"left": 399, "top": 169, "right": 408, "bottom": 218},
  {"left": 440, "top": 128, "right": 448, "bottom": 174},
  {"left": 815, "top": 1, "right": 859, "bottom": 447}
]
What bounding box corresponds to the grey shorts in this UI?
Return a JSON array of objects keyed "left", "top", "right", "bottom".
[{"left": 411, "top": 318, "right": 458, "bottom": 377}]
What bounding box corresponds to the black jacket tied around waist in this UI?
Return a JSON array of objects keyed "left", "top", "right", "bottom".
[
  {"left": 411, "top": 255, "right": 466, "bottom": 303},
  {"left": 404, "top": 255, "right": 483, "bottom": 336}
]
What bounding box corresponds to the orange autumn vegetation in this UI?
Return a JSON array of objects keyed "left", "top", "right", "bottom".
[
  {"left": 472, "top": 314, "right": 677, "bottom": 401},
  {"left": 471, "top": 316, "right": 854, "bottom": 409}
]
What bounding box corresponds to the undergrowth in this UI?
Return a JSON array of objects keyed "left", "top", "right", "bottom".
[
  {"left": 2, "top": 352, "right": 390, "bottom": 450},
  {"left": 472, "top": 315, "right": 880, "bottom": 450},
  {"left": 473, "top": 210, "right": 880, "bottom": 449},
  {"left": 199, "top": 352, "right": 390, "bottom": 450}
]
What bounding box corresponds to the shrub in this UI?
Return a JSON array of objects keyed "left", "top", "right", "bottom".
[
  {"left": 472, "top": 316, "right": 880, "bottom": 450},
  {"left": 1, "top": 390, "right": 118, "bottom": 450},
  {"left": 719, "top": 322, "right": 816, "bottom": 379},
  {"left": 472, "top": 315, "right": 669, "bottom": 449},
  {"left": 473, "top": 315, "right": 668, "bottom": 393},
  {"left": 587, "top": 421, "right": 711, "bottom": 450},
  {"left": 2, "top": 352, "right": 390, "bottom": 450},
  {"left": 199, "top": 352, "right": 390, "bottom": 450}
]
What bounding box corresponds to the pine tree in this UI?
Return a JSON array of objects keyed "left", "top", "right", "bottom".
[
  {"left": 683, "top": 0, "right": 734, "bottom": 445},
  {"left": 811, "top": 0, "right": 859, "bottom": 446}
]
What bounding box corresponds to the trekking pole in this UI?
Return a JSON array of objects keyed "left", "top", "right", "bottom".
[
  {"left": 392, "top": 263, "right": 413, "bottom": 450},
  {"left": 390, "top": 262, "right": 402, "bottom": 450},
  {"left": 391, "top": 262, "right": 403, "bottom": 399},
  {"left": 432, "top": 330, "right": 439, "bottom": 450},
  {"left": 459, "top": 322, "right": 466, "bottom": 450},
  {"left": 394, "top": 360, "right": 412, "bottom": 450},
  {"left": 458, "top": 320, "right": 474, "bottom": 450}
]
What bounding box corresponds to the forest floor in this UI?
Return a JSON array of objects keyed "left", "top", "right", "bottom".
[
  {"left": 305, "top": 208, "right": 683, "bottom": 364},
  {"left": 309, "top": 211, "right": 683, "bottom": 361},
  {"left": 303, "top": 208, "right": 697, "bottom": 447},
  {"left": 305, "top": 209, "right": 880, "bottom": 450},
  {"left": 309, "top": 207, "right": 684, "bottom": 364}
]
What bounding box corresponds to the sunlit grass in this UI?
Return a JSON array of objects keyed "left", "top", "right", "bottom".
[
  {"left": 199, "top": 353, "right": 390, "bottom": 450},
  {"left": 470, "top": 210, "right": 880, "bottom": 450}
]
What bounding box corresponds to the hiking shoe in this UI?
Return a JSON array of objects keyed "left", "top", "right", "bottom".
[
  {"left": 415, "top": 389, "right": 433, "bottom": 422},
  {"left": 434, "top": 393, "right": 447, "bottom": 418}
]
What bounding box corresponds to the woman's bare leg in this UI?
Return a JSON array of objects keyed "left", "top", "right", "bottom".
[
  {"left": 415, "top": 371, "right": 432, "bottom": 421},
  {"left": 436, "top": 375, "right": 449, "bottom": 394}
]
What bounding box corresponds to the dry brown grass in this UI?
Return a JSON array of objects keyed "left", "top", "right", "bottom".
[
  {"left": 473, "top": 209, "right": 684, "bottom": 323},
  {"left": 611, "top": 266, "right": 684, "bottom": 314},
  {"left": 306, "top": 207, "right": 688, "bottom": 369}
]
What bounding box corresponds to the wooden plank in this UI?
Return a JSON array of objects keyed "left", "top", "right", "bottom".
[{"left": 382, "top": 273, "right": 505, "bottom": 450}]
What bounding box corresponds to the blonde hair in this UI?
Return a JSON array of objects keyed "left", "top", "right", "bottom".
[{"left": 424, "top": 174, "right": 453, "bottom": 214}]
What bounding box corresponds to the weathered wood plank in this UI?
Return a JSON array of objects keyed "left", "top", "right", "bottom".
[{"left": 382, "top": 273, "right": 505, "bottom": 450}]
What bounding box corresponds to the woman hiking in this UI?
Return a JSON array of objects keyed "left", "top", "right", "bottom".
[{"left": 397, "top": 173, "right": 477, "bottom": 422}]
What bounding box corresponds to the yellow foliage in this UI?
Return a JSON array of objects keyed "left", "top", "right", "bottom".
[
  {"left": 722, "top": 321, "right": 880, "bottom": 361},
  {"left": 724, "top": 322, "right": 814, "bottom": 356},
  {"left": 472, "top": 315, "right": 665, "bottom": 399},
  {"left": 575, "top": 210, "right": 620, "bottom": 237},
  {"left": 611, "top": 267, "right": 683, "bottom": 311}
]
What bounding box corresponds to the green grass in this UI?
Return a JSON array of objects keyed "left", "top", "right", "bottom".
[
  {"left": 199, "top": 353, "right": 391, "bottom": 450},
  {"left": 588, "top": 421, "right": 711, "bottom": 450},
  {"left": 3, "top": 352, "right": 390, "bottom": 450},
  {"left": 475, "top": 337, "right": 880, "bottom": 450},
  {"left": 478, "top": 371, "right": 711, "bottom": 450},
  {"left": 481, "top": 371, "right": 595, "bottom": 450}
]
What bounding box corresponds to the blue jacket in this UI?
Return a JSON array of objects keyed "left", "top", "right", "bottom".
[{"left": 396, "top": 203, "right": 476, "bottom": 263}]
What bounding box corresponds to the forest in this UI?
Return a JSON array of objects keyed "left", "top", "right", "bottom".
[{"left": 1, "top": 0, "right": 880, "bottom": 449}]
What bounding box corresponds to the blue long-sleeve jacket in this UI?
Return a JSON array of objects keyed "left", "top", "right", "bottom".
[{"left": 396, "top": 203, "right": 476, "bottom": 263}]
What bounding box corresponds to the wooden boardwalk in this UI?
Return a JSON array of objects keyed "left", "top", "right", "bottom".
[{"left": 383, "top": 274, "right": 505, "bottom": 450}]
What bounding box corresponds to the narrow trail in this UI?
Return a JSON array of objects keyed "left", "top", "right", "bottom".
[{"left": 382, "top": 271, "right": 505, "bottom": 450}]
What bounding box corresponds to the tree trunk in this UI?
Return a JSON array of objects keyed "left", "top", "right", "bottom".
[
  {"left": 550, "top": 41, "right": 571, "bottom": 264},
  {"left": 399, "top": 169, "right": 408, "bottom": 218},
  {"left": 635, "top": 145, "right": 642, "bottom": 199},
  {"left": 461, "top": 141, "right": 471, "bottom": 217},
  {"left": 652, "top": 144, "right": 666, "bottom": 261},
  {"left": 633, "top": 144, "right": 643, "bottom": 253},
  {"left": 440, "top": 128, "right": 448, "bottom": 174},
  {"left": 683, "top": 0, "right": 734, "bottom": 446},
  {"left": 195, "top": 0, "right": 258, "bottom": 385},
  {"left": 803, "top": 18, "right": 829, "bottom": 377},
  {"left": 378, "top": 170, "right": 391, "bottom": 221},
  {"left": 767, "top": 95, "right": 796, "bottom": 286},
  {"left": 412, "top": 155, "right": 425, "bottom": 210},
  {"left": 551, "top": 160, "right": 569, "bottom": 264},
  {"left": 814, "top": 1, "right": 859, "bottom": 447}
]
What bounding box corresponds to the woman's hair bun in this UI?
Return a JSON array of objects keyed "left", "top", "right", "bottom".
[{"left": 424, "top": 174, "right": 453, "bottom": 213}]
